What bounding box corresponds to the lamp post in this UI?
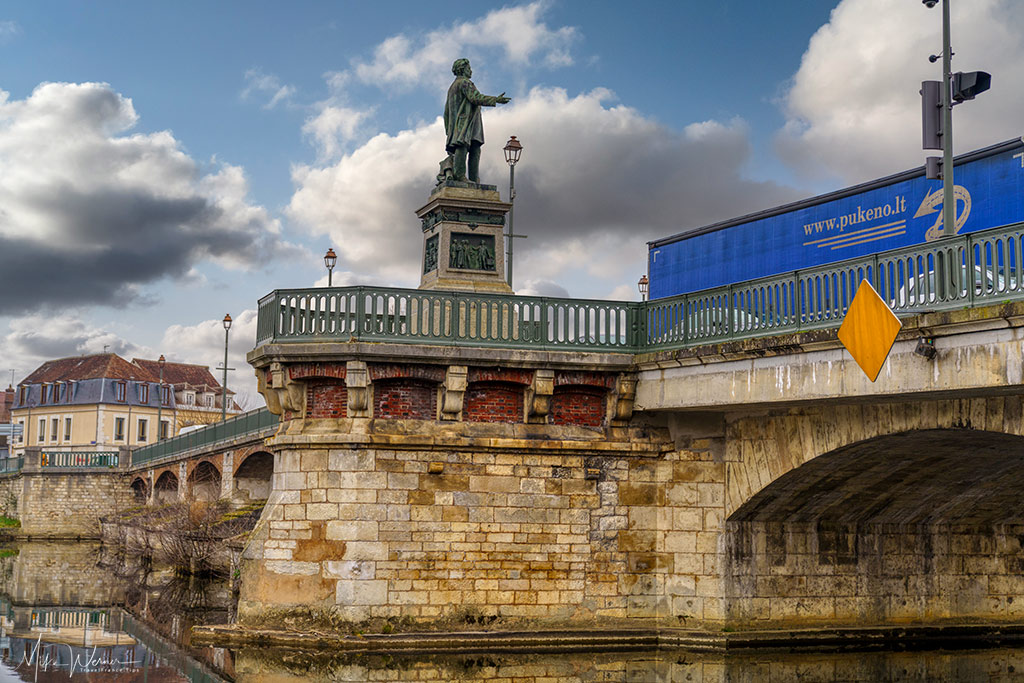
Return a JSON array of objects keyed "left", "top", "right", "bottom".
[
  {"left": 324, "top": 248, "right": 337, "bottom": 287},
  {"left": 221, "top": 314, "right": 232, "bottom": 423},
  {"left": 503, "top": 136, "right": 523, "bottom": 288},
  {"left": 638, "top": 275, "right": 649, "bottom": 302},
  {"left": 156, "top": 355, "right": 165, "bottom": 441}
]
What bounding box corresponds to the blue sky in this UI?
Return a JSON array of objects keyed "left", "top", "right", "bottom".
[{"left": 0, "top": 0, "right": 1021, "bottom": 401}]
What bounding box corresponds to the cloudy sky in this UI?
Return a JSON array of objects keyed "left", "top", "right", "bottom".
[{"left": 0, "top": 0, "right": 1021, "bottom": 401}]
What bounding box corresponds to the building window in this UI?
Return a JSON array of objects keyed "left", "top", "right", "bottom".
[
  {"left": 63, "top": 417, "right": 72, "bottom": 442},
  {"left": 137, "top": 418, "right": 148, "bottom": 443},
  {"left": 18, "top": 386, "right": 27, "bottom": 405},
  {"left": 114, "top": 382, "right": 126, "bottom": 402},
  {"left": 161, "top": 386, "right": 170, "bottom": 405},
  {"left": 114, "top": 417, "right": 125, "bottom": 441},
  {"left": 38, "top": 418, "right": 45, "bottom": 443},
  {"left": 139, "top": 384, "right": 149, "bottom": 404},
  {"left": 205, "top": 394, "right": 214, "bottom": 408},
  {"left": 159, "top": 420, "right": 170, "bottom": 440},
  {"left": 39, "top": 385, "right": 47, "bottom": 404},
  {"left": 50, "top": 418, "right": 58, "bottom": 443},
  {"left": 17, "top": 420, "right": 24, "bottom": 444},
  {"left": 185, "top": 392, "right": 194, "bottom": 406},
  {"left": 52, "top": 383, "right": 62, "bottom": 403}
]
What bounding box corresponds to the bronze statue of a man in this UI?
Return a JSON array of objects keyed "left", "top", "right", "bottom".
[{"left": 444, "top": 58, "right": 510, "bottom": 183}]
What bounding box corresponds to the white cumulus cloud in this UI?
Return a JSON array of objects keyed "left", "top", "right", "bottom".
[
  {"left": 776, "top": 0, "right": 1024, "bottom": 185},
  {"left": 0, "top": 81, "right": 293, "bottom": 315},
  {"left": 352, "top": 1, "right": 577, "bottom": 89},
  {"left": 288, "top": 87, "right": 799, "bottom": 297}
]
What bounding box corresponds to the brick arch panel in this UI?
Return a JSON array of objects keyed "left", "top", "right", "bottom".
[
  {"left": 725, "top": 396, "right": 1024, "bottom": 517},
  {"left": 186, "top": 454, "right": 223, "bottom": 480},
  {"left": 550, "top": 385, "right": 607, "bottom": 427},
  {"left": 463, "top": 381, "right": 524, "bottom": 423}
]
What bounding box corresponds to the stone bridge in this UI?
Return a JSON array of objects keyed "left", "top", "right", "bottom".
[
  {"left": 231, "top": 270, "right": 1024, "bottom": 635},
  {"left": 126, "top": 419, "right": 276, "bottom": 507}
]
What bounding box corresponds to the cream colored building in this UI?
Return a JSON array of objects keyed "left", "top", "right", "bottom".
[{"left": 10, "top": 353, "right": 240, "bottom": 455}]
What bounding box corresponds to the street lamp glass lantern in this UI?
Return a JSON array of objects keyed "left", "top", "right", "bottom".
[
  {"left": 637, "top": 275, "right": 649, "bottom": 297},
  {"left": 503, "top": 136, "right": 522, "bottom": 166},
  {"left": 223, "top": 313, "right": 232, "bottom": 331},
  {"left": 324, "top": 248, "right": 337, "bottom": 270}
]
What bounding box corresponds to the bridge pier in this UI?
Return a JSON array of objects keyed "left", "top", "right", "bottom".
[{"left": 235, "top": 300, "right": 1024, "bottom": 635}]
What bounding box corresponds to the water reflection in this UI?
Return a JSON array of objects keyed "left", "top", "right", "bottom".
[
  {"left": 0, "top": 541, "right": 231, "bottom": 681},
  {"left": 1, "top": 542, "right": 1024, "bottom": 681}
]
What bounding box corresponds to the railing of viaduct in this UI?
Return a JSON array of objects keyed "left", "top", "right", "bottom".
[
  {"left": 130, "top": 408, "right": 278, "bottom": 468},
  {"left": 257, "top": 222, "right": 1024, "bottom": 353}
]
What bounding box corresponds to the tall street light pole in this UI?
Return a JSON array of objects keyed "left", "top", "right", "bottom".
[
  {"left": 222, "top": 314, "right": 232, "bottom": 423},
  {"left": 503, "top": 136, "right": 523, "bottom": 288},
  {"left": 637, "top": 275, "right": 649, "bottom": 302},
  {"left": 938, "top": 0, "right": 955, "bottom": 238},
  {"left": 156, "top": 355, "right": 165, "bottom": 440},
  {"left": 324, "top": 248, "right": 337, "bottom": 287}
]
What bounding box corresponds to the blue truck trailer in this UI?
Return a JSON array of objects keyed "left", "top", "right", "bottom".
[{"left": 647, "top": 138, "right": 1024, "bottom": 300}]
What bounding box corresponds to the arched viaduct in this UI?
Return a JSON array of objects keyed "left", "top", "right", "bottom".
[{"left": 128, "top": 431, "right": 275, "bottom": 507}]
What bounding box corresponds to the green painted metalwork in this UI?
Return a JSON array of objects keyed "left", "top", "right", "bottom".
[
  {"left": 260, "top": 223, "right": 1024, "bottom": 352},
  {"left": 41, "top": 451, "right": 119, "bottom": 468},
  {"left": 0, "top": 457, "right": 22, "bottom": 475},
  {"left": 130, "top": 407, "right": 278, "bottom": 468}
]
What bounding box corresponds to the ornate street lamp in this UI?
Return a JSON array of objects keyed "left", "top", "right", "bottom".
[
  {"left": 222, "top": 314, "right": 232, "bottom": 423},
  {"left": 324, "top": 248, "right": 337, "bottom": 287},
  {"left": 638, "top": 275, "right": 649, "bottom": 302},
  {"left": 157, "top": 354, "right": 166, "bottom": 440},
  {"left": 503, "top": 136, "right": 524, "bottom": 288}
]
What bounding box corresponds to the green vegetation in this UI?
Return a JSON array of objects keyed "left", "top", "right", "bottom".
[{"left": 0, "top": 516, "right": 20, "bottom": 528}]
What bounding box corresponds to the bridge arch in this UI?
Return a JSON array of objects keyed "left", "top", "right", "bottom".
[
  {"left": 724, "top": 426, "right": 1024, "bottom": 626},
  {"left": 130, "top": 477, "right": 149, "bottom": 503},
  {"left": 725, "top": 396, "right": 1024, "bottom": 516},
  {"left": 233, "top": 451, "right": 273, "bottom": 502},
  {"left": 153, "top": 470, "right": 179, "bottom": 505},
  {"left": 187, "top": 461, "right": 222, "bottom": 502}
]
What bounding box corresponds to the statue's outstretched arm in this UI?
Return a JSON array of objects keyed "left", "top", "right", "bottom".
[{"left": 462, "top": 80, "right": 510, "bottom": 107}]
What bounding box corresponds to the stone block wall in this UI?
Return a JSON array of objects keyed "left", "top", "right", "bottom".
[
  {"left": 726, "top": 521, "right": 1024, "bottom": 626},
  {"left": 237, "top": 422, "right": 729, "bottom": 630},
  {"left": 18, "top": 472, "right": 134, "bottom": 538}
]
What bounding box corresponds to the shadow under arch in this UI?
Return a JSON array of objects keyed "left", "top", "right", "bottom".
[
  {"left": 154, "top": 471, "right": 179, "bottom": 505},
  {"left": 725, "top": 429, "right": 1024, "bottom": 627},
  {"left": 187, "top": 461, "right": 222, "bottom": 503},
  {"left": 130, "top": 477, "right": 149, "bottom": 503},
  {"left": 233, "top": 451, "right": 273, "bottom": 503}
]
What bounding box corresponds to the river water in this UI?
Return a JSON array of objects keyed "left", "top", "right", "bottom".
[{"left": 2, "top": 541, "right": 1024, "bottom": 682}]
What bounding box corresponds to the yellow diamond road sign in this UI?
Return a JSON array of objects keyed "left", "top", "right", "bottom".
[{"left": 838, "top": 280, "right": 902, "bottom": 382}]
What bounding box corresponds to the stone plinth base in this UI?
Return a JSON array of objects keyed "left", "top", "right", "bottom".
[{"left": 417, "top": 181, "right": 513, "bottom": 294}]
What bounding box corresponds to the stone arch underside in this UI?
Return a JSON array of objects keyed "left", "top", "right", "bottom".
[
  {"left": 187, "top": 461, "right": 222, "bottom": 503},
  {"left": 233, "top": 451, "right": 273, "bottom": 502},
  {"left": 154, "top": 471, "right": 179, "bottom": 505},
  {"left": 130, "top": 477, "right": 148, "bottom": 502},
  {"left": 725, "top": 429, "right": 1024, "bottom": 626}
]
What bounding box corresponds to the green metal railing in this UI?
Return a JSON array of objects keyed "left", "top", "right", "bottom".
[
  {"left": 0, "top": 457, "right": 22, "bottom": 475},
  {"left": 256, "top": 222, "right": 1024, "bottom": 352},
  {"left": 130, "top": 408, "right": 278, "bottom": 467},
  {"left": 41, "top": 451, "right": 119, "bottom": 468}
]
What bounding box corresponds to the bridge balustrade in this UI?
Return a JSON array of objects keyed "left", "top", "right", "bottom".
[
  {"left": 130, "top": 408, "right": 278, "bottom": 467},
  {"left": 0, "top": 457, "right": 23, "bottom": 475},
  {"left": 40, "top": 451, "right": 119, "bottom": 468},
  {"left": 255, "top": 222, "right": 1024, "bottom": 352}
]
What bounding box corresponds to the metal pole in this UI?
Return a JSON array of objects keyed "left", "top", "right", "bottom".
[
  {"left": 507, "top": 163, "right": 515, "bottom": 287},
  {"left": 941, "top": 0, "right": 955, "bottom": 237},
  {"left": 222, "top": 328, "right": 229, "bottom": 423},
  {"left": 328, "top": 267, "right": 333, "bottom": 287},
  {"left": 156, "top": 364, "right": 163, "bottom": 441}
]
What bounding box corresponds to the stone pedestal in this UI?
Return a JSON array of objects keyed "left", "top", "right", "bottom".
[{"left": 417, "top": 180, "right": 513, "bottom": 294}]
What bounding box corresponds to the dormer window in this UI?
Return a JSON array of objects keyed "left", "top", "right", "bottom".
[
  {"left": 139, "top": 384, "right": 149, "bottom": 404},
  {"left": 161, "top": 386, "right": 170, "bottom": 405},
  {"left": 18, "top": 386, "right": 27, "bottom": 404},
  {"left": 114, "top": 381, "right": 126, "bottom": 402},
  {"left": 52, "top": 382, "right": 62, "bottom": 403}
]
